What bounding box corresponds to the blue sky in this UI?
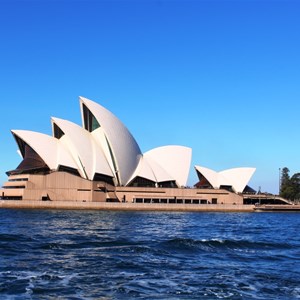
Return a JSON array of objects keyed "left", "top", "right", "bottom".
[{"left": 0, "top": 0, "right": 299, "bottom": 193}]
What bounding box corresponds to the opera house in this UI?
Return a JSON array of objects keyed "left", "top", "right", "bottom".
[{"left": 0, "top": 96, "right": 263, "bottom": 207}]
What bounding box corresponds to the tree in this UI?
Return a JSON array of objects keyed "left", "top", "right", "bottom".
[
  {"left": 280, "top": 167, "right": 290, "bottom": 190},
  {"left": 280, "top": 167, "right": 290, "bottom": 197},
  {"left": 280, "top": 168, "right": 300, "bottom": 201},
  {"left": 290, "top": 173, "right": 300, "bottom": 201}
]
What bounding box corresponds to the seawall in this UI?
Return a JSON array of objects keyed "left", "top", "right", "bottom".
[{"left": 0, "top": 200, "right": 255, "bottom": 212}]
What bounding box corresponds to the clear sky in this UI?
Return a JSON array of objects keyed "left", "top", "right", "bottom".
[{"left": 0, "top": 0, "right": 299, "bottom": 193}]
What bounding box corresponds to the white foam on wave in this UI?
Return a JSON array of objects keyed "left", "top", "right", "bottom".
[
  {"left": 1, "top": 270, "right": 79, "bottom": 296},
  {"left": 211, "top": 238, "right": 225, "bottom": 243},
  {"left": 200, "top": 238, "right": 225, "bottom": 243},
  {"left": 291, "top": 287, "right": 300, "bottom": 298}
]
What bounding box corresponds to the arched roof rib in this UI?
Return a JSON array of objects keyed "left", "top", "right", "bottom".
[
  {"left": 79, "top": 96, "right": 142, "bottom": 185},
  {"left": 90, "top": 128, "right": 117, "bottom": 182}
]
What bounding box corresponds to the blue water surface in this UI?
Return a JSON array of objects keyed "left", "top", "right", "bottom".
[{"left": 0, "top": 209, "right": 300, "bottom": 299}]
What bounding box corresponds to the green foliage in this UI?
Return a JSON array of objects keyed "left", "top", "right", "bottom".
[{"left": 280, "top": 168, "right": 300, "bottom": 201}]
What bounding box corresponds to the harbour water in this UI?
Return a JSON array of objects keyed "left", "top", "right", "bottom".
[{"left": 0, "top": 209, "right": 300, "bottom": 299}]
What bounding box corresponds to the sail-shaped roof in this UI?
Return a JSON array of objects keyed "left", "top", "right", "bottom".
[
  {"left": 9, "top": 96, "right": 193, "bottom": 188},
  {"left": 194, "top": 165, "right": 220, "bottom": 189},
  {"left": 195, "top": 165, "right": 256, "bottom": 193},
  {"left": 219, "top": 167, "right": 256, "bottom": 193},
  {"left": 126, "top": 156, "right": 157, "bottom": 185},
  {"left": 126, "top": 154, "right": 176, "bottom": 186},
  {"left": 11, "top": 130, "right": 77, "bottom": 171},
  {"left": 79, "top": 96, "right": 142, "bottom": 185},
  {"left": 145, "top": 146, "right": 192, "bottom": 187},
  {"left": 51, "top": 117, "right": 113, "bottom": 180}
]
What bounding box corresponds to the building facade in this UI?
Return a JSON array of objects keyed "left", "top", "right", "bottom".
[{"left": 1, "top": 96, "right": 257, "bottom": 206}]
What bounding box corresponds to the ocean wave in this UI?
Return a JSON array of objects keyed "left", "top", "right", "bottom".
[
  {"left": 0, "top": 233, "right": 33, "bottom": 243},
  {"left": 160, "top": 237, "right": 292, "bottom": 252},
  {"left": 0, "top": 270, "right": 77, "bottom": 296},
  {"left": 1, "top": 211, "right": 299, "bottom": 299},
  {"left": 37, "top": 239, "right": 141, "bottom": 251}
]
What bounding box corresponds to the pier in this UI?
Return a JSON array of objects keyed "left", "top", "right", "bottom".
[{"left": 254, "top": 204, "right": 300, "bottom": 212}]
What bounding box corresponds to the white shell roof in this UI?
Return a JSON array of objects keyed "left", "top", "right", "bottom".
[
  {"left": 126, "top": 154, "right": 175, "bottom": 185},
  {"left": 144, "top": 155, "right": 175, "bottom": 183},
  {"left": 220, "top": 167, "right": 256, "bottom": 193},
  {"left": 51, "top": 117, "right": 114, "bottom": 180},
  {"left": 195, "top": 165, "right": 256, "bottom": 193},
  {"left": 195, "top": 165, "right": 220, "bottom": 188},
  {"left": 11, "top": 130, "right": 76, "bottom": 170},
  {"left": 11, "top": 96, "right": 194, "bottom": 188},
  {"left": 91, "top": 128, "right": 116, "bottom": 177},
  {"left": 145, "top": 145, "right": 192, "bottom": 187},
  {"left": 126, "top": 156, "right": 157, "bottom": 184},
  {"left": 79, "top": 96, "right": 142, "bottom": 185}
]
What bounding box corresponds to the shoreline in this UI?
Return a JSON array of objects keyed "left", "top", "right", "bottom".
[{"left": 0, "top": 200, "right": 255, "bottom": 212}]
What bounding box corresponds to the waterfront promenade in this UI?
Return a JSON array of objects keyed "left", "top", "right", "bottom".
[{"left": 0, "top": 200, "right": 255, "bottom": 212}]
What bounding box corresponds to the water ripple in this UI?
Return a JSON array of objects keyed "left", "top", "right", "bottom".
[{"left": 0, "top": 209, "right": 300, "bottom": 299}]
